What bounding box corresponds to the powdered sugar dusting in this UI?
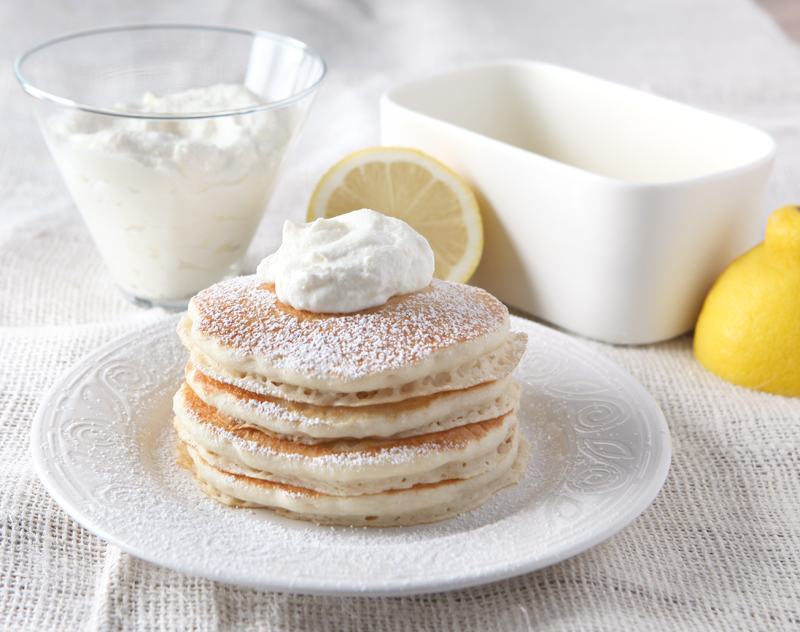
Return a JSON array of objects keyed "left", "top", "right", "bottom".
[{"left": 190, "top": 276, "right": 508, "bottom": 381}]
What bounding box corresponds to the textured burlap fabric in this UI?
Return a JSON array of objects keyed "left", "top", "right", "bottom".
[{"left": 3, "top": 0, "right": 800, "bottom": 629}]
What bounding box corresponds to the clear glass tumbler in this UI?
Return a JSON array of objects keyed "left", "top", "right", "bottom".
[{"left": 15, "top": 25, "right": 326, "bottom": 311}]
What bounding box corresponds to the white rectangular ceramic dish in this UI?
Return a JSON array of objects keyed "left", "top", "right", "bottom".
[{"left": 381, "top": 61, "right": 776, "bottom": 344}]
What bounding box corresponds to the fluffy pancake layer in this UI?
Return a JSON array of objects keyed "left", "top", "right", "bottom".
[
  {"left": 181, "top": 320, "right": 527, "bottom": 407},
  {"left": 183, "top": 277, "right": 511, "bottom": 393},
  {"left": 184, "top": 362, "right": 521, "bottom": 441},
  {"left": 174, "top": 276, "right": 529, "bottom": 527}
]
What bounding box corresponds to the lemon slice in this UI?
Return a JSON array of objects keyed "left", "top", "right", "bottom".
[{"left": 308, "top": 147, "right": 483, "bottom": 283}]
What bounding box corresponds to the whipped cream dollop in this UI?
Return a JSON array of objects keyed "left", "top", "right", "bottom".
[{"left": 257, "top": 209, "right": 435, "bottom": 313}]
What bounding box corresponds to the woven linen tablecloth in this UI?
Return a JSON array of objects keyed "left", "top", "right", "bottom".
[{"left": 3, "top": 0, "right": 800, "bottom": 630}]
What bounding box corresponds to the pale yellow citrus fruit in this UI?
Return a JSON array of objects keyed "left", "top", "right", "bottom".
[
  {"left": 308, "top": 147, "right": 483, "bottom": 283},
  {"left": 694, "top": 205, "right": 800, "bottom": 396}
]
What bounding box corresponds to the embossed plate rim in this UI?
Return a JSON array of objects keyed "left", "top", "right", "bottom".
[{"left": 31, "top": 314, "right": 671, "bottom": 596}]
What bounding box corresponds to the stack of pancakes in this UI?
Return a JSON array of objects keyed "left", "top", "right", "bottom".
[{"left": 173, "top": 276, "right": 528, "bottom": 527}]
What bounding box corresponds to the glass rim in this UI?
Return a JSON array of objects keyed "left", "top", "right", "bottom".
[{"left": 13, "top": 23, "right": 327, "bottom": 120}]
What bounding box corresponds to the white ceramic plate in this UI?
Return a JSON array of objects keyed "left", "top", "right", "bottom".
[{"left": 31, "top": 315, "right": 671, "bottom": 596}]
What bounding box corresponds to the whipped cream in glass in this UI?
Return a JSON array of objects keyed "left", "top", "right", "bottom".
[
  {"left": 45, "top": 85, "right": 291, "bottom": 308},
  {"left": 16, "top": 25, "right": 326, "bottom": 310},
  {"left": 257, "top": 209, "right": 435, "bottom": 313}
]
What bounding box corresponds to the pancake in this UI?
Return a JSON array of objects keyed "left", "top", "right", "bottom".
[
  {"left": 182, "top": 276, "right": 511, "bottom": 394},
  {"left": 184, "top": 361, "right": 521, "bottom": 441},
  {"left": 177, "top": 433, "right": 530, "bottom": 528},
  {"left": 181, "top": 320, "right": 527, "bottom": 407}
]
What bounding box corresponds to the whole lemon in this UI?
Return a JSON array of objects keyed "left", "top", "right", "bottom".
[{"left": 694, "top": 205, "right": 800, "bottom": 396}]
